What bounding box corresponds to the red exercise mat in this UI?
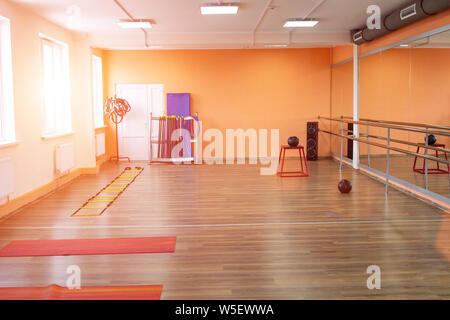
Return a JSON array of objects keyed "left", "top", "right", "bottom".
[
  {"left": 0, "top": 236, "right": 176, "bottom": 257},
  {"left": 0, "top": 284, "right": 162, "bottom": 300}
]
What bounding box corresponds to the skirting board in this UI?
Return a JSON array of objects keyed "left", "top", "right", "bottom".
[
  {"left": 0, "top": 166, "right": 101, "bottom": 221},
  {"left": 81, "top": 165, "right": 100, "bottom": 175}
]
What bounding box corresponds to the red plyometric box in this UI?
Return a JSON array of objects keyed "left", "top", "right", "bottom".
[
  {"left": 413, "top": 144, "right": 449, "bottom": 174},
  {"left": 277, "top": 145, "right": 309, "bottom": 178}
]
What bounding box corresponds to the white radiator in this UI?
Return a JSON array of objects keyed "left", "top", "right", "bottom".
[
  {"left": 96, "top": 133, "right": 105, "bottom": 157},
  {"left": 0, "top": 157, "right": 14, "bottom": 199},
  {"left": 55, "top": 142, "right": 74, "bottom": 174}
]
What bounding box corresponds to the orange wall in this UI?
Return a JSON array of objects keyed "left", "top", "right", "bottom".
[
  {"left": 330, "top": 61, "right": 353, "bottom": 154},
  {"left": 409, "top": 48, "right": 450, "bottom": 148},
  {"left": 103, "top": 48, "right": 332, "bottom": 158},
  {"left": 359, "top": 48, "right": 450, "bottom": 155},
  {"left": 360, "top": 49, "right": 411, "bottom": 155},
  {"left": 332, "top": 45, "right": 353, "bottom": 65}
]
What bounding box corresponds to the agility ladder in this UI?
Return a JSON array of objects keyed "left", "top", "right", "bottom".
[{"left": 71, "top": 167, "right": 144, "bottom": 217}]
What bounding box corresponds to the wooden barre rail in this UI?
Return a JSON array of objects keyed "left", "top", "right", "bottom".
[
  {"left": 341, "top": 129, "right": 450, "bottom": 154},
  {"left": 341, "top": 116, "right": 450, "bottom": 131},
  {"left": 319, "top": 129, "right": 450, "bottom": 166},
  {"left": 318, "top": 116, "right": 450, "bottom": 137}
]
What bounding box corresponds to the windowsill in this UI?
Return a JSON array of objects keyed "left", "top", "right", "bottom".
[
  {"left": 41, "top": 131, "right": 74, "bottom": 140},
  {"left": 95, "top": 125, "right": 107, "bottom": 130},
  {"left": 0, "top": 140, "right": 20, "bottom": 149}
]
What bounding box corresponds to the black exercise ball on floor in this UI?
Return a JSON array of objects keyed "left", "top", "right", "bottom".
[
  {"left": 425, "top": 134, "right": 437, "bottom": 145},
  {"left": 338, "top": 179, "right": 352, "bottom": 194},
  {"left": 288, "top": 136, "right": 299, "bottom": 147}
]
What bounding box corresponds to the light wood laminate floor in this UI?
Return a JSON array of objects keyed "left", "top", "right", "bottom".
[
  {"left": 360, "top": 155, "right": 449, "bottom": 198},
  {"left": 0, "top": 159, "right": 449, "bottom": 299}
]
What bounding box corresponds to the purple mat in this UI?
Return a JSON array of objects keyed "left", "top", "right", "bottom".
[{"left": 167, "top": 93, "right": 190, "bottom": 117}]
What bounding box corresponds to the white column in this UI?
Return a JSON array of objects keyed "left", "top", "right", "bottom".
[{"left": 353, "top": 44, "right": 360, "bottom": 169}]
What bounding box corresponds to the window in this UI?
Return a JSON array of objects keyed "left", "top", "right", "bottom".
[
  {"left": 41, "top": 35, "right": 71, "bottom": 136},
  {"left": 92, "top": 55, "right": 104, "bottom": 128},
  {"left": 0, "top": 16, "right": 15, "bottom": 143}
]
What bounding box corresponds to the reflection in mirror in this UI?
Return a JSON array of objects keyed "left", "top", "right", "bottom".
[
  {"left": 330, "top": 62, "right": 353, "bottom": 156},
  {"left": 359, "top": 29, "right": 450, "bottom": 199}
]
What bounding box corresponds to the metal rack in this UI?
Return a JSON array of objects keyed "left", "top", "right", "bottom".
[{"left": 149, "top": 112, "right": 199, "bottom": 164}]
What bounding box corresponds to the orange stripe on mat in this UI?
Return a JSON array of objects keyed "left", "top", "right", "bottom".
[
  {"left": 0, "top": 237, "right": 176, "bottom": 257},
  {"left": 0, "top": 284, "right": 162, "bottom": 300}
]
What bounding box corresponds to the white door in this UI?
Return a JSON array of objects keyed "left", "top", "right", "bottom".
[{"left": 116, "top": 84, "right": 164, "bottom": 160}]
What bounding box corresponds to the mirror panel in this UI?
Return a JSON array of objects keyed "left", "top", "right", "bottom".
[{"left": 359, "top": 29, "right": 450, "bottom": 198}]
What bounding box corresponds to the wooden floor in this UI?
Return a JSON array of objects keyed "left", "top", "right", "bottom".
[
  {"left": 360, "top": 155, "right": 450, "bottom": 198},
  {"left": 0, "top": 159, "right": 449, "bottom": 299}
]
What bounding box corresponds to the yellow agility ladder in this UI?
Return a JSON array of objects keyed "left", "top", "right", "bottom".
[{"left": 71, "top": 167, "right": 144, "bottom": 217}]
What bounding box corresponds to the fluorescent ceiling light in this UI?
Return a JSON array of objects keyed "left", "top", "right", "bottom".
[
  {"left": 283, "top": 19, "right": 319, "bottom": 28},
  {"left": 264, "top": 44, "right": 288, "bottom": 48},
  {"left": 201, "top": 3, "right": 239, "bottom": 15},
  {"left": 400, "top": 44, "right": 409, "bottom": 47},
  {"left": 118, "top": 19, "right": 152, "bottom": 29}
]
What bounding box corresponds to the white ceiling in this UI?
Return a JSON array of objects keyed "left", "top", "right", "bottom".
[{"left": 11, "top": 0, "right": 410, "bottom": 49}]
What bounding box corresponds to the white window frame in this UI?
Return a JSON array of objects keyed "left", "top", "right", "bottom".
[
  {"left": 40, "top": 33, "right": 72, "bottom": 137},
  {"left": 0, "top": 16, "right": 15, "bottom": 144},
  {"left": 92, "top": 55, "right": 104, "bottom": 128}
]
